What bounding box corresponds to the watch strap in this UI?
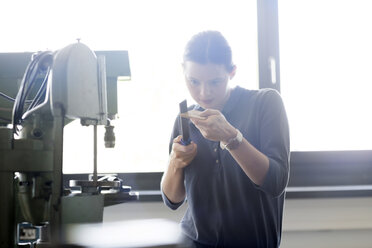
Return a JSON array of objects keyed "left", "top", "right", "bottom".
[{"left": 220, "top": 129, "right": 243, "bottom": 151}]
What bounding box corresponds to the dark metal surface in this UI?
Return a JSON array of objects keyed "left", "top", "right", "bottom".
[
  {"left": 179, "top": 99, "right": 190, "bottom": 145},
  {"left": 103, "top": 191, "right": 139, "bottom": 207}
]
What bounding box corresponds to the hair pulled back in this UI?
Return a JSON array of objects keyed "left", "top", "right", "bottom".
[{"left": 183, "top": 31, "right": 235, "bottom": 73}]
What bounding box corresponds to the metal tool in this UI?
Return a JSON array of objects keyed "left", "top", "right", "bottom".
[{"left": 179, "top": 99, "right": 191, "bottom": 145}]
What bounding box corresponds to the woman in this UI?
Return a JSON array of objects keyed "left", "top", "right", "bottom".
[{"left": 161, "top": 31, "right": 290, "bottom": 248}]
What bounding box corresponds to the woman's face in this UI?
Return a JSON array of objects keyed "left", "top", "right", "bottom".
[{"left": 183, "top": 61, "right": 234, "bottom": 110}]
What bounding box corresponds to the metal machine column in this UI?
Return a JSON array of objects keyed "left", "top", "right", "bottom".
[{"left": 0, "top": 172, "right": 15, "bottom": 247}]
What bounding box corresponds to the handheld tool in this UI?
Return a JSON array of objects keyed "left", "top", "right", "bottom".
[{"left": 179, "top": 99, "right": 191, "bottom": 145}]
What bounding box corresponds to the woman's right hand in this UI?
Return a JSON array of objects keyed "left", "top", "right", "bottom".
[{"left": 170, "top": 135, "right": 197, "bottom": 170}]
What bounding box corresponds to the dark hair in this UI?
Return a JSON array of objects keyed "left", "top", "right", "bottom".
[{"left": 183, "top": 31, "right": 235, "bottom": 72}]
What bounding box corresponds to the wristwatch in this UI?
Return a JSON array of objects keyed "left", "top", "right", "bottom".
[{"left": 220, "top": 129, "right": 243, "bottom": 151}]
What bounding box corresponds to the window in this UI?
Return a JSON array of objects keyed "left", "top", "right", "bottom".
[
  {"left": 0, "top": 0, "right": 259, "bottom": 173},
  {"left": 279, "top": 0, "right": 372, "bottom": 151}
]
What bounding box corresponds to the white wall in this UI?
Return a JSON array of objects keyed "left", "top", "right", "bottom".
[{"left": 103, "top": 197, "right": 372, "bottom": 248}]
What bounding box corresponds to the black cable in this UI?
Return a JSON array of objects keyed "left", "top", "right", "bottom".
[
  {"left": 29, "top": 53, "right": 53, "bottom": 110},
  {"left": 27, "top": 64, "right": 51, "bottom": 111},
  {"left": 0, "top": 91, "right": 33, "bottom": 103},
  {"left": 12, "top": 57, "right": 39, "bottom": 122},
  {"left": 0, "top": 92, "right": 16, "bottom": 101},
  {"left": 12, "top": 59, "right": 34, "bottom": 132},
  {"left": 12, "top": 51, "right": 54, "bottom": 134}
]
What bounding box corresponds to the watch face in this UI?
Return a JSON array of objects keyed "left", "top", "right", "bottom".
[{"left": 226, "top": 129, "right": 243, "bottom": 151}]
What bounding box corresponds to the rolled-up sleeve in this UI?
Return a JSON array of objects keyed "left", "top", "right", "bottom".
[
  {"left": 256, "top": 89, "right": 290, "bottom": 197},
  {"left": 161, "top": 189, "right": 185, "bottom": 210}
]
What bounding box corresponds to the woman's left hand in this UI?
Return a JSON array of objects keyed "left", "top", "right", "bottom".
[{"left": 190, "top": 109, "right": 237, "bottom": 143}]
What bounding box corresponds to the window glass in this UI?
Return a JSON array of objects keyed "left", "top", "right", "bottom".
[
  {"left": 0, "top": 0, "right": 258, "bottom": 172},
  {"left": 279, "top": 0, "right": 372, "bottom": 151}
]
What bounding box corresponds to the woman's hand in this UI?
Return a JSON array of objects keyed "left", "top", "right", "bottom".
[
  {"left": 190, "top": 109, "right": 237, "bottom": 143},
  {"left": 162, "top": 135, "right": 196, "bottom": 204},
  {"left": 170, "top": 135, "right": 197, "bottom": 170}
]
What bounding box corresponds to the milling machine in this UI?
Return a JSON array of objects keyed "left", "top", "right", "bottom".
[{"left": 0, "top": 42, "right": 138, "bottom": 247}]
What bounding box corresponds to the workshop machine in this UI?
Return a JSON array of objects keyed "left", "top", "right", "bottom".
[{"left": 0, "top": 42, "right": 138, "bottom": 247}]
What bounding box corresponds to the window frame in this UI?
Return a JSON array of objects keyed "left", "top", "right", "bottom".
[{"left": 256, "top": 0, "right": 372, "bottom": 198}]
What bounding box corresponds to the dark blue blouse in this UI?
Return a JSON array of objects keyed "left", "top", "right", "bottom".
[{"left": 162, "top": 86, "right": 290, "bottom": 248}]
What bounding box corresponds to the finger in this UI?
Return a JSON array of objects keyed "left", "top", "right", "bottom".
[
  {"left": 190, "top": 116, "right": 210, "bottom": 127},
  {"left": 180, "top": 110, "right": 206, "bottom": 120},
  {"left": 173, "top": 140, "right": 197, "bottom": 152},
  {"left": 180, "top": 142, "right": 197, "bottom": 159},
  {"left": 173, "top": 135, "right": 182, "bottom": 143},
  {"left": 172, "top": 143, "right": 197, "bottom": 159},
  {"left": 199, "top": 109, "right": 220, "bottom": 117}
]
